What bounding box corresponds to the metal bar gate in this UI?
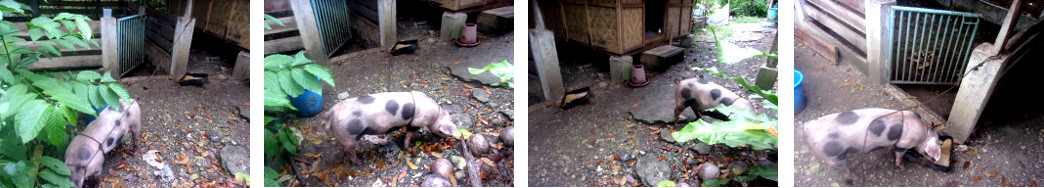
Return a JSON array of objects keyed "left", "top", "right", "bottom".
[
  {"left": 311, "top": 0, "right": 351, "bottom": 57},
  {"left": 116, "top": 14, "right": 145, "bottom": 77},
  {"left": 888, "top": 6, "right": 982, "bottom": 84}
]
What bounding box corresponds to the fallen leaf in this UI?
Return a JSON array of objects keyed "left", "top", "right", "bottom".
[
  {"left": 881, "top": 103, "right": 890, "bottom": 108},
  {"left": 973, "top": 176, "right": 981, "bottom": 183},
  {"left": 984, "top": 171, "right": 998, "bottom": 178},
  {"left": 965, "top": 148, "right": 979, "bottom": 156},
  {"left": 632, "top": 103, "right": 639, "bottom": 109},
  {"left": 408, "top": 160, "right": 419, "bottom": 170},
  {"left": 658, "top": 155, "right": 664, "bottom": 161},
  {"left": 1002, "top": 176, "right": 1009, "bottom": 186},
  {"left": 432, "top": 152, "right": 443, "bottom": 158},
  {"left": 480, "top": 158, "right": 497, "bottom": 170},
  {"left": 453, "top": 61, "right": 460, "bottom": 65},
  {"left": 1031, "top": 180, "right": 1038, "bottom": 187},
  {"left": 963, "top": 161, "right": 970, "bottom": 170}
]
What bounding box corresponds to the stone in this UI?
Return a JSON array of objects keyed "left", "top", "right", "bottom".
[
  {"left": 449, "top": 155, "right": 466, "bottom": 169},
  {"left": 154, "top": 165, "right": 175, "bottom": 182},
  {"left": 660, "top": 129, "right": 676, "bottom": 143},
  {"left": 635, "top": 155, "right": 672, "bottom": 186},
  {"left": 499, "top": 110, "right": 513, "bottom": 120},
  {"left": 378, "top": 143, "right": 400, "bottom": 159},
  {"left": 641, "top": 45, "right": 685, "bottom": 70},
  {"left": 338, "top": 92, "right": 351, "bottom": 100},
  {"left": 452, "top": 113, "right": 473, "bottom": 130},
  {"left": 472, "top": 89, "right": 490, "bottom": 103},
  {"left": 238, "top": 105, "right": 249, "bottom": 120},
  {"left": 678, "top": 34, "right": 695, "bottom": 48},
  {"left": 232, "top": 52, "right": 249, "bottom": 80},
  {"left": 219, "top": 146, "right": 249, "bottom": 175},
  {"left": 755, "top": 66, "right": 778, "bottom": 90},
  {"left": 609, "top": 55, "right": 633, "bottom": 84},
  {"left": 477, "top": 6, "right": 514, "bottom": 35},
  {"left": 629, "top": 86, "right": 698, "bottom": 124},
  {"left": 440, "top": 12, "right": 467, "bottom": 41},
  {"left": 690, "top": 141, "right": 713, "bottom": 155}
]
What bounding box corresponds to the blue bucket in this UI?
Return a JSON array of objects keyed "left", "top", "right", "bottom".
[
  {"left": 795, "top": 70, "right": 806, "bottom": 114},
  {"left": 768, "top": 8, "right": 778, "bottom": 22},
  {"left": 289, "top": 89, "right": 323, "bottom": 117}
]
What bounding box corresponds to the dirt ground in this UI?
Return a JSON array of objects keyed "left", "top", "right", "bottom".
[
  {"left": 793, "top": 40, "right": 1044, "bottom": 186},
  {"left": 528, "top": 22, "right": 778, "bottom": 186},
  {"left": 264, "top": 27, "right": 516, "bottom": 186},
  {"left": 87, "top": 49, "right": 251, "bottom": 188}
]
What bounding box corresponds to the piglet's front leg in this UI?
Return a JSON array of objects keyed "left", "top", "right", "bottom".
[
  {"left": 404, "top": 131, "right": 414, "bottom": 150},
  {"left": 893, "top": 149, "right": 907, "bottom": 170}
]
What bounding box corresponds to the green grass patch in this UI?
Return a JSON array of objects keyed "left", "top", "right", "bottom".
[{"left": 732, "top": 16, "right": 765, "bottom": 23}]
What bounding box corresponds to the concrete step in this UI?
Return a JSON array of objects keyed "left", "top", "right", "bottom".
[
  {"left": 640, "top": 45, "right": 684, "bottom": 70},
  {"left": 477, "top": 6, "right": 513, "bottom": 35}
]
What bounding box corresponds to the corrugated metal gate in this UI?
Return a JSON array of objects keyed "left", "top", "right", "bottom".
[
  {"left": 311, "top": 0, "right": 351, "bottom": 57},
  {"left": 888, "top": 6, "right": 982, "bottom": 84},
  {"left": 117, "top": 14, "right": 145, "bottom": 77}
]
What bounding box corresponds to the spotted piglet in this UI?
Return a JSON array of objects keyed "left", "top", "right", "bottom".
[
  {"left": 803, "top": 108, "right": 941, "bottom": 182},
  {"left": 673, "top": 77, "right": 755, "bottom": 125},
  {"left": 324, "top": 91, "right": 459, "bottom": 165},
  {"left": 66, "top": 99, "right": 142, "bottom": 188}
]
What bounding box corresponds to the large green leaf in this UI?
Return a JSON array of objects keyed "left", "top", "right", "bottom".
[
  {"left": 467, "top": 60, "right": 514, "bottom": 88},
  {"left": 44, "top": 107, "right": 68, "bottom": 147},
  {"left": 34, "top": 156, "right": 71, "bottom": 176},
  {"left": 51, "top": 38, "right": 74, "bottom": 50},
  {"left": 38, "top": 169, "right": 74, "bottom": 188},
  {"left": 291, "top": 68, "right": 321, "bottom": 93},
  {"left": 302, "top": 64, "right": 335, "bottom": 87},
  {"left": 0, "top": 130, "right": 28, "bottom": 160},
  {"left": 74, "top": 16, "right": 91, "bottom": 42},
  {"left": 0, "top": 65, "right": 15, "bottom": 85},
  {"left": 100, "top": 71, "right": 116, "bottom": 82},
  {"left": 278, "top": 127, "right": 298, "bottom": 155},
  {"left": 84, "top": 83, "right": 104, "bottom": 111},
  {"left": 61, "top": 105, "right": 78, "bottom": 128},
  {"left": 264, "top": 93, "right": 296, "bottom": 111},
  {"left": 263, "top": 54, "right": 292, "bottom": 70},
  {"left": 75, "top": 71, "right": 101, "bottom": 82},
  {"left": 0, "top": 161, "right": 34, "bottom": 188},
  {"left": 264, "top": 166, "right": 280, "bottom": 187},
  {"left": 98, "top": 84, "right": 119, "bottom": 111},
  {"left": 107, "top": 83, "right": 131, "bottom": 102},
  {"left": 263, "top": 14, "right": 285, "bottom": 30},
  {"left": 702, "top": 178, "right": 730, "bottom": 187},
  {"left": 2, "top": 85, "right": 35, "bottom": 120},
  {"left": 15, "top": 100, "right": 48, "bottom": 143},
  {"left": 43, "top": 87, "right": 94, "bottom": 115},
  {"left": 63, "top": 35, "right": 88, "bottom": 49},
  {"left": 277, "top": 70, "right": 304, "bottom": 98},
  {"left": 290, "top": 51, "right": 313, "bottom": 67},
  {"left": 264, "top": 129, "right": 278, "bottom": 157},
  {"left": 37, "top": 42, "right": 61, "bottom": 57},
  {"left": 672, "top": 104, "right": 777, "bottom": 151},
  {"left": 27, "top": 28, "right": 42, "bottom": 41}
]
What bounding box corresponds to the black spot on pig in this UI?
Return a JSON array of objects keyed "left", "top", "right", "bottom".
[
  {"left": 887, "top": 123, "right": 903, "bottom": 140},
  {"left": 358, "top": 96, "right": 375, "bottom": 104},
  {"left": 347, "top": 119, "right": 365, "bottom": 135},
  {"left": 401, "top": 103, "right": 415, "bottom": 120},
  {"left": 721, "top": 97, "right": 736, "bottom": 106},
  {"left": 680, "top": 88, "right": 691, "bottom": 99},
  {"left": 385, "top": 100, "right": 399, "bottom": 115},
  {"left": 105, "top": 137, "right": 114, "bottom": 147},
  {"left": 869, "top": 146, "right": 887, "bottom": 152},
  {"left": 894, "top": 147, "right": 908, "bottom": 152},
  {"left": 115, "top": 119, "right": 121, "bottom": 128},
  {"left": 683, "top": 99, "right": 697, "bottom": 108},
  {"left": 837, "top": 147, "right": 859, "bottom": 160},
  {"left": 869, "top": 119, "right": 886, "bottom": 136},
  {"left": 828, "top": 132, "right": 841, "bottom": 139},
  {"left": 78, "top": 147, "right": 91, "bottom": 160},
  {"left": 352, "top": 110, "right": 362, "bottom": 116},
  {"left": 710, "top": 89, "right": 722, "bottom": 99},
  {"left": 836, "top": 111, "right": 859, "bottom": 125},
  {"left": 823, "top": 141, "right": 844, "bottom": 157}
]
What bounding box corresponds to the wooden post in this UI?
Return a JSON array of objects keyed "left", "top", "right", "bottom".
[
  {"left": 289, "top": 0, "right": 328, "bottom": 63},
  {"left": 378, "top": 0, "right": 397, "bottom": 49},
  {"left": 170, "top": 0, "right": 195, "bottom": 79},
  {"left": 531, "top": 0, "right": 545, "bottom": 30},
  {"left": 992, "top": 0, "right": 1022, "bottom": 54},
  {"left": 865, "top": 0, "right": 895, "bottom": 84},
  {"left": 232, "top": 51, "right": 249, "bottom": 80},
  {"left": 530, "top": 29, "right": 565, "bottom": 104},
  {"left": 101, "top": 12, "right": 118, "bottom": 75}
]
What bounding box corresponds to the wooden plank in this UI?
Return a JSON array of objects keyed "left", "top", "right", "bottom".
[
  {"left": 348, "top": 0, "right": 379, "bottom": 23},
  {"left": 837, "top": 0, "right": 865, "bottom": 14},
  {"left": 589, "top": 6, "right": 621, "bottom": 53},
  {"left": 41, "top": 1, "right": 122, "bottom": 7},
  {"left": 264, "top": 16, "right": 298, "bottom": 36},
  {"left": 146, "top": 30, "right": 173, "bottom": 51},
  {"left": 145, "top": 39, "right": 172, "bottom": 73},
  {"left": 796, "top": 21, "right": 839, "bottom": 63},
  {"left": 803, "top": 1, "right": 866, "bottom": 53},
  {"left": 289, "top": 0, "right": 327, "bottom": 62},
  {"left": 562, "top": 3, "right": 590, "bottom": 44},
  {"left": 264, "top": 36, "right": 304, "bottom": 55},
  {"left": 100, "top": 17, "right": 117, "bottom": 74},
  {"left": 14, "top": 39, "right": 101, "bottom": 54},
  {"left": 28, "top": 55, "right": 102, "bottom": 71},
  {"left": 223, "top": 0, "right": 250, "bottom": 49},
  {"left": 146, "top": 20, "right": 176, "bottom": 42},
  {"left": 806, "top": 0, "right": 865, "bottom": 34}
]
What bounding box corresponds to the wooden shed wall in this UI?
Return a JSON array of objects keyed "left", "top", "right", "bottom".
[
  {"left": 539, "top": 0, "right": 692, "bottom": 55},
  {"left": 170, "top": 0, "right": 250, "bottom": 50}
]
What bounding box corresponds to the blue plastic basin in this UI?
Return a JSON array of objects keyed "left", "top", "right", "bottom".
[
  {"left": 795, "top": 70, "right": 806, "bottom": 114},
  {"left": 289, "top": 89, "right": 324, "bottom": 117}
]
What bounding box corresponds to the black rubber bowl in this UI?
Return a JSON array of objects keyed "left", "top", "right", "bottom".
[
  {"left": 179, "top": 73, "right": 208, "bottom": 86},
  {"left": 391, "top": 40, "right": 418, "bottom": 56},
  {"left": 902, "top": 135, "right": 954, "bottom": 172}
]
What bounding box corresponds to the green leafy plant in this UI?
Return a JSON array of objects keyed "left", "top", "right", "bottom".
[
  {"left": 657, "top": 180, "right": 676, "bottom": 187},
  {"left": 707, "top": 26, "right": 777, "bottom": 64},
  {"left": 263, "top": 51, "right": 334, "bottom": 111},
  {"left": 263, "top": 14, "right": 284, "bottom": 30},
  {"left": 0, "top": 2, "right": 130, "bottom": 187},
  {"left": 467, "top": 60, "right": 513, "bottom": 88},
  {"left": 264, "top": 166, "right": 292, "bottom": 187}
]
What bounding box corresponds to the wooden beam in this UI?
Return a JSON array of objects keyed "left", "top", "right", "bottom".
[
  {"left": 28, "top": 55, "right": 102, "bottom": 71},
  {"left": 264, "top": 14, "right": 298, "bottom": 36},
  {"left": 993, "top": 0, "right": 1023, "bottom": 54},
  {"left": 264, "top": 36, "right": 304, "bottom": 55},
  {"left": 145, "top": 40, "right": 172, "bottom": 73},
  {"left": 169, "top": 17, "right": 195, "bottom": 79},
  {"left": 796, "top": 19, "right": 839, "bottom": 63},
  {"left": 289, "top": 0, "right": 328, "bottom": 63},
  {"left": 803, "top": 0, "right": 866, "bottom": 53},
  {"left": 806, "top": 0, "right": 865, "bottom": 33}
]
